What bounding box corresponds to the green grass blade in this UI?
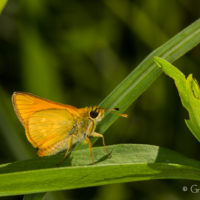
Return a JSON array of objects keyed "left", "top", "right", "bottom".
[
  {"left": 98, "top": 19, "right": 200, "bottom": 134},
  {"left": 1, "top": 144, "right": 200, "bottom": 196}
]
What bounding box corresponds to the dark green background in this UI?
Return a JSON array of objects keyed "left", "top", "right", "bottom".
[{"left": 0, "top": 0, "right": 200, "bottom": 199}]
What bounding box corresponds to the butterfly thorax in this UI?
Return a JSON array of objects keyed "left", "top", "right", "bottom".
[
  {"left": 75, "top": 106, "right": 105, "bottom": 138},
  {"left": 75, "top": 117, "right": 96, "bottom": 140}
]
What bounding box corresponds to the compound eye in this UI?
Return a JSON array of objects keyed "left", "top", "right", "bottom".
[{"left": 90, "top": 110, "right": 99, "bottom": 119}]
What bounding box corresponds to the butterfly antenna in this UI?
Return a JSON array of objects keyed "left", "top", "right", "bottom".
[{"left": 110, "top": 108, "right": 128, "bottom": 118}]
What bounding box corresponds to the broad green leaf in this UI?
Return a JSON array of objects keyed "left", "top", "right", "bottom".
[
  {"left": 154, "top": 57, "right": 200, "bottom": 142},
  {"left": 0, "top": 0, "right": 7, "bottom": 13},
  {"left": 1, "top": 144, "right": 200, "bottom": 197}
]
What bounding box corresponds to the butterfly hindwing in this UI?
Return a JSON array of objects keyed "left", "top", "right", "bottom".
[{"left": 27, "top": 109, "right": 77, "bottom": 156}]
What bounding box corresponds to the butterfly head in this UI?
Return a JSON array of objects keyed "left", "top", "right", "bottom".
[
  {"left": 89, "top": 106, "right": 105, "bottom": 122},
  {"left": 88, "top": 106, "right": 128, "bottom": 122}
]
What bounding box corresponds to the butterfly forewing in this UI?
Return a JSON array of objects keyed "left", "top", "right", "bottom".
[{"left": 12, "top": 92, "right": 80, "bottom": 126}]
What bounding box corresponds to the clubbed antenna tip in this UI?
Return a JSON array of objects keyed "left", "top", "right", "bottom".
[{"left": 111, "top": 108, "right": 128, "bottom": 118}]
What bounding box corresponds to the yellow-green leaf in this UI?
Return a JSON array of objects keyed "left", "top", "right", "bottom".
[{"left": 154, "top": 57, "right": 200, "bottom": 142}]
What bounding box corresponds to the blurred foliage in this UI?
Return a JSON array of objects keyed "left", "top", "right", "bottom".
[
  {"left": 0, "top": 0, "right": 7, "bottom": 13},
  {"left": 0, "top": 0, "right": 200, "bottom": 200}
]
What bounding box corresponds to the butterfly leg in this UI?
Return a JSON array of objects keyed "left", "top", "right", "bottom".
[
  {"left": 57, "top": 135, "right": 73, "bottom": 166},
  {"left": 91, "top": 132, "right": 111, "bottom": 158},
  {"left": 85, "top": 136, "right": 95, "bottom": 164}
]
